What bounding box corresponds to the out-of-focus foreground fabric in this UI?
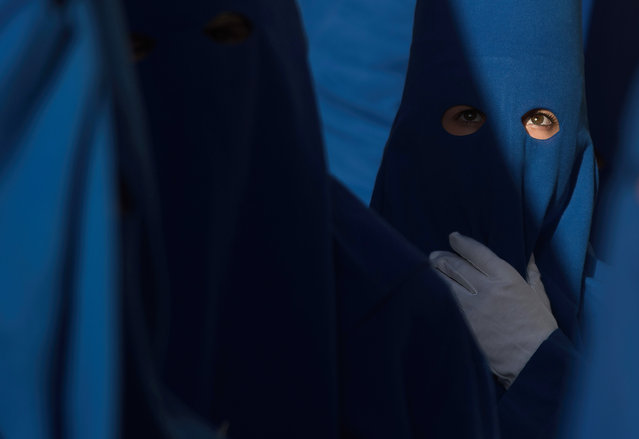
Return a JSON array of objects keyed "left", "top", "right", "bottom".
[
  {"left": 581, "top": 0, "right": 639, "bottom": 255},
  {"left": 0, "top": 1, "right": 223, "bottom": 437},
  {"left": 560, "top": 3, "right": 639, "bottom": 435},
  {"left": 0, "top": 0, "right": 118, "bottom": 437}
]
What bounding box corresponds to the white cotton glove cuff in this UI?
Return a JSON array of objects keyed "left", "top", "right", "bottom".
[{"left": 430, "top": 232, "right": 558, "bottom": 388}]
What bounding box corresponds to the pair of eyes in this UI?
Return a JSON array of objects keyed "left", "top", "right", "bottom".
[
  {"left": 131, "top": 12, "right": 253, "bottom": 61},
  {"left": 441, "top": 105, "right": 560, "bottom": 140}
]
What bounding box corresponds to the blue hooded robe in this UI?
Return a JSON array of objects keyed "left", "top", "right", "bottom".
[
  {"left": 371, "top": 0, "right": 597, "bottom": 437},
  {"left": 122, "top": 0, "right": 498, "bottom": 437}
]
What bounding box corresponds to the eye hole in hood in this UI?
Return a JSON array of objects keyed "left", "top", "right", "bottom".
[
  {"left": 441, "top": 105, "right": 486, "bottom": 136},
  {"left": 522, "top": 109, "right": 560, "bottom": 140},
  {"left": 204, "top": 12, "right": 253, "bottom": 44}
]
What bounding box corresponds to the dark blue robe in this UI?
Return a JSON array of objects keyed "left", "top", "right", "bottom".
[{"left": 371, "top": 0, "right": 597, "bottom": 437}]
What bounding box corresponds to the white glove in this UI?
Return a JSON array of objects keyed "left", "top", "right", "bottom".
[{"left": 429, "top": 232, "right": 558, "bottom": 388}]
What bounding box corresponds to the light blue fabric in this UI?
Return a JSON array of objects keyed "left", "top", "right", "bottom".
[
  {"left": 0, "top": 1, "right": 118, "bottom": 438},
  {"left": 298, "top": 0, "right": 415, "bottom": 202}
]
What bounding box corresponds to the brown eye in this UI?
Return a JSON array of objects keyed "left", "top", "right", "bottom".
[
  {"left": 204, "top": 12, "right": 253, "bottom": 44},
  {"left": 130, "top": 33, "right": 156, "bottom": 62},
  {"left": 522, "top": 109, "right": 560, "bottom": 139},
  {"left": 442, "top": 105, "right": 486, "bottom": 136},
  {"left": 459, "top": 109, "right": 483, "bottom": 123}
]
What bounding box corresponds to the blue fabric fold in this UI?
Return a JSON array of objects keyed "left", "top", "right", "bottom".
[{"left": 0, "top": 1, "right": 118, "bottom": 437}]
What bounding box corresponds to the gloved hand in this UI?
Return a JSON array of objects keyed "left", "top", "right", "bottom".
[{"left": 429, "top": 232, "right": 558, "bottom": 388}]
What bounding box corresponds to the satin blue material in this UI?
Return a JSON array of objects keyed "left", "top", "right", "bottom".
[
  {"left": 123, "top": 0, "right": 498, "bottom": 437},
  {"left": 0, "top": 1, "right": 118, "bottom": 437},
  {"left": 371, "top": 0, "right": 596, "bottom": 437},
  {"left": 297, "top": 0, "right": 415, "bottom": 203}
]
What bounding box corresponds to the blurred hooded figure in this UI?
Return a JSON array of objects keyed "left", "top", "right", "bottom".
[
  {"left": 559, "top": 11, "right": 639, "bottom": 439},
  {"left": 123, "top": 0, "right": 498, "bottom": 437},
  {"left": 581, "top": 0, "right": 639, "bottom": 185},
  {"left": 372, "top": 0, "right": 597, "bottom": 437},
  {"left": 580, "top": 0, "right": 639, "bottom": 253}
]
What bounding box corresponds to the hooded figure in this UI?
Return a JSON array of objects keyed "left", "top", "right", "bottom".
[
  {"left": 124, "top": 1, "right": 339, "bottom": 436},
  {"left": 123, "top": 0, "right": 497, "bottom": 437},
  {"left": 0, "top": 0, "right": 119, "bottom": 437},
  {"left": 372, "top": 0, "right": 597, "bottom": 437}
]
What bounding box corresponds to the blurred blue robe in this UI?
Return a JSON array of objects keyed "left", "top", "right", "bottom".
[
  {"left": 559, "top": 20, "right": 639, "bottom": 439},
  {"left": 581, "top": 0, "right": 639, "bottom": 254},
  {"left": 0, "top": 0, "right": 118, "bottom": 437}
]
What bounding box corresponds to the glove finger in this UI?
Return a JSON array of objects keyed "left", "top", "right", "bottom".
[
  {"left": 430, "top": 272, "right": 530, "bottom": 387},
  {"left": 429, "top": 251, "right": 480, "bottom": 295},
  {"left": 431, "top": 265, "right": 470, "bottom": 296},
  {"left": 429, "top": 250, "right": 458, "bottom": 264},
  {"left": 448, "top": 232, "right": 501, "bottom": 278},
  {"left": 431, "top": 267, "right": 479, "bottom": 319}
]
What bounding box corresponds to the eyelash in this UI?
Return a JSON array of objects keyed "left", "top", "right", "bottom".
[{"left": 537, "top": 111, "right": 557, "bottom": 124}]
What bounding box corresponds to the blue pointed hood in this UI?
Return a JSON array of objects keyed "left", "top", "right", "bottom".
[{"left": 372, "top": 0, "right": 597, "bottom": 335}]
